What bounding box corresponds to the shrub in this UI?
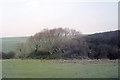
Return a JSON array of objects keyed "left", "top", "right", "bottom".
[
  {"left": 7, "top": 51, "right": 15, "bottom": 59},
  {"left": 0, "top": 51, "right": 15, "bottom": 59}
]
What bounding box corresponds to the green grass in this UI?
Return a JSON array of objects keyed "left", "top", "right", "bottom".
[
  {"left": 0, "top": 37, "right": 28, "bottom": 53},
  {"left": 2, "top": 59, "right": 118, "bottom": 78}
]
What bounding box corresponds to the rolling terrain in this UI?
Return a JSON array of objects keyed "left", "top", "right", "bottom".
[
  {"left": 0, "top": 37, "right": 28, "bottom": 53},
  {"left": 0, "top": 30, "right": 119, "bottom": 55},
  {"left": 1, "top": 30, "right": 119, "bottom": 78}
]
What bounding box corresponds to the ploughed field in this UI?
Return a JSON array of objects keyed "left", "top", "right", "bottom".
[{"left": 2, "top": 59, "right": 118, "bottom": 78}]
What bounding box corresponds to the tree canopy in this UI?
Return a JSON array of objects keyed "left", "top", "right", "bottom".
[{"left": 14, "top": 28, "right": 119, "bottom": 60}]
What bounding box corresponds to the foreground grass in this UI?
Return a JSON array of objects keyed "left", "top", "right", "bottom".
[{"left": 2, "top": 59, "right": 118, "bottom": 78}]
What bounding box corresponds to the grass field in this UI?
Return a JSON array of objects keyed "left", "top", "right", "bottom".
[
  {"left": 0, "top": 37, "right": 28, "bottom": 53},
  {"left": 2, "top": 59, "right": 118, "bottom": 78}
]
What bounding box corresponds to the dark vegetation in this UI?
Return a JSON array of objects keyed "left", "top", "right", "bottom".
[
  {"left": 0, "top": 51, "right": 15, "bottom": 59},
  {"left": 1, "top": 28, "right": 119, "bottom": 60},
  {"left": 84, "top": 30, "right": 119, "bottom": 59}
]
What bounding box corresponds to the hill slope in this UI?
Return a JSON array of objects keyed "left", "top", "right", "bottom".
[
  {"left": 0, "top": 30, "right": 119, "bottom": 59},
  {"left": 85, "top": 30, "right": 119, "bottom": 46},
  {"left": 84, "top": 30, "right": 119, "bottom": 59},
  {"left": 0, "top": 37, "right": 28, "bottom": 53}
]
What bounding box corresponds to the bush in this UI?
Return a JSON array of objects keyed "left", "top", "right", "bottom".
[
  {"left": 0, "top": 52, "right": 7, "bottom": 59},
  {"left": 27, "top": 50, "right": 51, "bottom": 59},
  {"left": 7, "top": 51, "right": 15, "bottom": 59},
  {"left": 0, "top": 51, "right": 15, "bottom": 59}
]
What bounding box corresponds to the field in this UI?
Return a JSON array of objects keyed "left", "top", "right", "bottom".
[
  {"left": 0, "top": 34, "right": 119, "bottom": 78},
  {"left": 2, "top": 59, "right": 118, "bottom": 78},
  {"left": 0, "top": 37, "right": 28, "bottom": 53}
]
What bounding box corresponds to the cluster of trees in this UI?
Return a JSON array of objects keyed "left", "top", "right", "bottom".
[
  {"left": 17, "top": 28, "right": 88, "bottom": 59},
  {"left": 85, "top": 30, "right": 119, "bottom": 59},
  {"left": 1, "top": 28, "right": 119, "bottom": 60}
]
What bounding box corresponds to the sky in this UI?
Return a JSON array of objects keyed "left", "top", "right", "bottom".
[{"left": 0, "top": 0, "right": 118, "bottom": 37}]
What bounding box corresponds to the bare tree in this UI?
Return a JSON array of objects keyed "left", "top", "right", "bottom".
[{"left": 17, "top": 28, "right": 88, "bottom": 59}]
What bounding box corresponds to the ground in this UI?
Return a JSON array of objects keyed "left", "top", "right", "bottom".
[
  {"left": 0, "top": 37, "right": 27, "bottom": 53},
  {"left": 2, "top": 59, "right": 118, "bottom": 78}
]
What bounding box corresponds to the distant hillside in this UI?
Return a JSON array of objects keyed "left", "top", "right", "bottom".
[
  {"left": 0, "top": 30, "right": 119, "bottom": 59},
  {"left": 84, "top": 30, "right": 119, "bottom": 59},
  {"left": 85, "top": 30, "right": 119, "bottom": 46},
  {"left": 0, "top": 37, "right": 28, "bottom": 53}
]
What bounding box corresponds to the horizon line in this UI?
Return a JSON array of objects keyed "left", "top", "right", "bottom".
[{"left": 0, "top": 29, "right": 119, "bottom": 38}]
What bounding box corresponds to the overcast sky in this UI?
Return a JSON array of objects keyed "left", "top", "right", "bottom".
[{"left": 0, "top": 0, "right": 118, "bottom": 37}]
